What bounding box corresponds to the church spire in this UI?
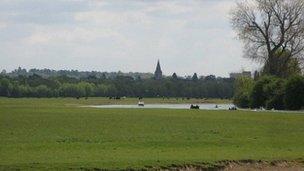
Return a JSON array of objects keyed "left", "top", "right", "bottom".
[{"left": 154, "top": 60, "right": 162, "bottom": 80}]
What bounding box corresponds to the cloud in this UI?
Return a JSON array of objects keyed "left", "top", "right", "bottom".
[
  {"left": 74, "top": 10, "right": 152, "bottom": 28},
  {"left": 0, "top": 0, "right": 257, "bottom": 76},
  {"left": 24, "top": 27, "right": 120, "bottom": 44},
  {"left": 0, "top": 21, "right": 7, "bottom": 29},
  {"left": 144, "top": 1, "right": 193, "bottom": 15}
]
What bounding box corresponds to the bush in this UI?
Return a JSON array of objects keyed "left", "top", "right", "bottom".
[
  {"left": 284, "top": 75, "right": 304, "bottom": 110},
  {"left": 263, "top": 77, "right": 285, "bottom": 110},
  {"left": 233, "top": 77, "right": 253, "bottom": 108},
  {"left": 233, "top": 74, "right": 303, "bottom": 110},
  {"left": 233, "top": 92, "right": 251, "bottom": 108},
  {"left": 249, "top": 76, "right": 272, "bottom": 108},
  {"left": 249, "top": 75, "right": 285, "bottom": 109}
]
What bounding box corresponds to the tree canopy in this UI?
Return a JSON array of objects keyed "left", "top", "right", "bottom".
[
  {"left": 231, "top": 0, "right": 304, "bottom": 76},
  {"left": 0, "top": 70, "right": 235, "bottom": 99}
]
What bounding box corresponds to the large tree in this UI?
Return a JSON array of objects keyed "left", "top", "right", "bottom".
[{"left": 231, "top": 0, "right": 304, "bottom": 76}]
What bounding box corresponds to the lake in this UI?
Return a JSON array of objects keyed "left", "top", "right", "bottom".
[{"left": 89, "top": 103, "right": 234, "bottom": 110}]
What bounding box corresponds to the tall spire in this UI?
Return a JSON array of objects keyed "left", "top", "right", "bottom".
[
  {"left": 154, "top": 60, "right": 162, "bottom": 80},
  {"left": 156, "top": 60, "right": 161, "bottom": 71}
]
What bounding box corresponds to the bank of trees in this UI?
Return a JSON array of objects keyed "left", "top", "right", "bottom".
[
  {"left": 234, "top": 75, "right": 304, "bottom": 110},
  {"left": 231, "top": 0, "right": 304, "bottom": 110},
  {"left": 0, "top": 73, "right": 234, "bottom": 99}
]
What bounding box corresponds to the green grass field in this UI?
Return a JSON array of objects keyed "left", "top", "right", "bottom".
[{"left": 0, "top": 98, "right": 304, "bottom": 170}]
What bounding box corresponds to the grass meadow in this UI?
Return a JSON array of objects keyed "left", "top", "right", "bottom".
[{"left": 0, "top": 98, "right": 304, "bottom": 170}]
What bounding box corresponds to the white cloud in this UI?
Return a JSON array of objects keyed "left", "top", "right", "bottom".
[
  {"left": 74, "top": 10, "right": 152, "bottom": 28},
  {"left": 144, "top": 1, "right": 193, "bottom": 14},
  {"left": 0, "top": 21, "right": 7, "bottom": 29},
  {"left": 24, "top": 27, "right": 120, "bottom": 44},
  {"left": 0, "top": 0, "right": 257, "bottom": 76}
]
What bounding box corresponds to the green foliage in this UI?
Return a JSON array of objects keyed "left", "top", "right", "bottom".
[
  {"left": 263, "top": 49, "right": 302, "bottom": 78},
  {"left": 250, "top": 76, "right": 273, "bottom": 108},
  {"left": 233, "top": 77, "right": 254, "bottom": 108},
  {"left": 263, "top": 78, "right": 285, "bottom": 110},
  {"left": 94, "top": 84, "right": 111, "bottom": 96},
  {"left": 35, "top": 85, "right": 51, "bottom": 97},
  {"left": 59, "top": 83, "right": 85, "bottom": 97},
  {"left": 0, "top": 78, "right": 12, "bottom": 96},
  {"left": 284, "top": 75, "right": 304, "bottom": 110},
  {"left": 234, "top": 75, "right": 304, "bottom": 110},
  {"left": 0, "top": 74, "right": 235, "bottom": 99},
  {"left": 250, "top": 76, "right": 285, "bottom": 110}
]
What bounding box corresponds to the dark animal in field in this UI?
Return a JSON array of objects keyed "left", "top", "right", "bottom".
[
  {"left": 190, "top": 105, "right": 200, "bottom": 109},
  {"left": 229, "top": 106, "right": 237, "bottom": 110}
]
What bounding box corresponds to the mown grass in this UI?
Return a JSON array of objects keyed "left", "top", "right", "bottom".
[{"left": 0, "top": 98, "right": 304, "bottom": 170}]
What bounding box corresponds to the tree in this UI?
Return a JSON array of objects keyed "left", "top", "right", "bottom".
[
  {"left": 250, "top": 76, "right": 274, "bottom": 108},
  {"left": 35, "top": 85, "right": 51, "bottom": 97},
  {"left": 0, "top": 78, "right": 11, "bottom": 96},
  {"left": 233, "top": 76, "right": 254, "bottom": 108},
  {"left": 95, "top": 84, "right": 110, "bottom": 96},
  {"left": 192, "top": 73, "right": 198, "bottom": 81},
  {"left": 204, "top": 75, "right": 216, "bottom": 81},
  {"left": 262, "top": 49, "right": 302, "bottom": 77},
  {"left": 1, "top": 70, "right": 6, "bottom": 75},
  {"left": 18, "top": 85, "right": 31, "bottom": 97},
  {"left": 172, "top": 73, "right": 178, "bottom": 80},
  {"left": 231, "top": 0, "right": 304, "bottom": 76},
  {"left": 284, "top": 75, "right": 304, "bottom": 110},
  {"left": 263, "top": 77, "right": 285, "bottom": 110},
  {"left": 59, "top": 83, "right": 81, "bottom": 97},
  {"left": 253, "top": 70, "right": 260, "bottom": 80}
]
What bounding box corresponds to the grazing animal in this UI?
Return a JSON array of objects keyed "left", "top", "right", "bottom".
[
  {"left": 229, "top": 106, "right": 237, "bottom": 110},
  {"left": 190, "top": 105, "right": 200, "bottom": 109}
]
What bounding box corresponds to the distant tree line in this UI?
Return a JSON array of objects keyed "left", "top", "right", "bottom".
[
  {"left": 0, "top": 70, "right": 234, "bottom": 99},
  {"left": 2, "top": 67, "right": 154, "bottom": 80}
]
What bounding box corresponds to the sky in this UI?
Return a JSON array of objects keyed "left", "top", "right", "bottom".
[{"left": 0, "top": 0, "right": 260, "bottom": 77}]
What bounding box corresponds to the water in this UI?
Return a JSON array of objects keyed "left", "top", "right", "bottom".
[{"left": 89, "top": 103, "right": 234, "bottom": 110}]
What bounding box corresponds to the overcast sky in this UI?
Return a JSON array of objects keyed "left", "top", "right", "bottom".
[{"left": 0, "top": 0, "right": 260, "bottom": 77}]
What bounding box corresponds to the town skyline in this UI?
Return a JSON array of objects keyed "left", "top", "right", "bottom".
[{"left": 3, "top": 59, "right": 252, "bottom": 79}]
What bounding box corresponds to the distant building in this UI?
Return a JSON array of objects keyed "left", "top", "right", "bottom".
[
  {"left": 230, "top": 71, "right": 251, "bottom": 79},
  {"left": 154, "top": 60, "right": 163, "bottom": 80}
]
